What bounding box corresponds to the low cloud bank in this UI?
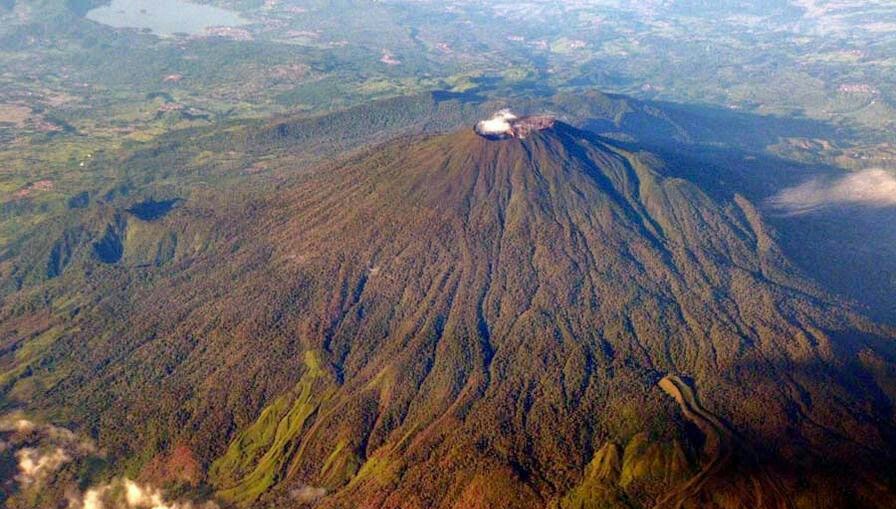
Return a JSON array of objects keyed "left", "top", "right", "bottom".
[
  {"left": 0, "top": 415, "right": 217, "bottom": 509},
  {"left": 0, "top": 415, "right": 95, "bottom": 486},
  {"left": 16, "top": 447, "right": 71, "bottom": 485},
  {"left": 72, "top": 479, "right": 219, "bottom": 509},
  {"left": 768, "top": 169, "right": 896, "bottom": 215}
]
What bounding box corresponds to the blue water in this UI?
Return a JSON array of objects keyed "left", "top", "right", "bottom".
[{"left": 86, "top": 0, "right": 248, "bottom": 36}]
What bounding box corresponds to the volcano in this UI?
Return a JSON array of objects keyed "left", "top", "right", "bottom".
[{"left": 3, "top": 121, "right": 896, "bottom": 509}]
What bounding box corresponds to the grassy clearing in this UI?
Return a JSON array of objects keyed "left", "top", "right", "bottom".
[{"left": 211, "top": 351, "right": 333, "bottom": 505}]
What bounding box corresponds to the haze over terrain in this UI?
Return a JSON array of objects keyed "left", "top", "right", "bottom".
[{"left": 1, "top": 1, "right": 895, "bottom": 508}]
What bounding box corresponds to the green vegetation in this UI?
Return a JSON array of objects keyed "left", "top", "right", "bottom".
[
  {"left": 2, "top": 109, "right": 894, "bottom": 508},
  {"left": 211, "top": 351, "right": 336, "bottom": 505}
]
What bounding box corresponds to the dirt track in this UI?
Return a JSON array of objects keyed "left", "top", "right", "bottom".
[
  {"left": 654, "top": 375, "right": 735, "bottom": 508},
  {"left": 654, "top": 375, "right": 794, "bottom": 509}
]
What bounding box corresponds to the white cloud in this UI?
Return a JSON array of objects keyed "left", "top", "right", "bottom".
[
  {"left": 82, "top": 486, "right": 109, "bottom": 509},
  {"left": 13, "top": 419, "right": 35, "bottom": 433},
  {"left": 125, "top": 479, "right": 169, "bottom": 508},
  {"left": 16, "top": 447, "right": 71, "bottom": 484},
  {"left": 291, "top": 484, "right": 327, "bottom": 503},
  {"left": 768, "top": 169, "right": 896, "bottom": 215},
  {"left": 0, "top": 415, "right": 216, "bottom": 509},
  {"left": 1, "top": 417, "right": 94, "bottom": 486},
  {"left": 71, "top": 478, "right": 220, "bottom": 509}
]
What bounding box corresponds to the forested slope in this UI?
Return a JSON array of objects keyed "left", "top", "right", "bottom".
[{"left": 2, "top": 122, "right": 894, "bottom": 508}]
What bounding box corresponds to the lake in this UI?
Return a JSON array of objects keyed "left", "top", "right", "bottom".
[{"left": 86, "top": 0, "right": 248, "bottom": 36}]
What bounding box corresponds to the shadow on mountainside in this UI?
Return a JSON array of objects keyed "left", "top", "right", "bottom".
[
  {"left": 590, "top": 129, "right": 896, "bottom": 325},
  {"left": 651, "top": 332, "right": 896, "bottom": 509}
]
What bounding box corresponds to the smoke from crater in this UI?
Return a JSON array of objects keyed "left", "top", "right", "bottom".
[{"left": 475, "top": 109, "right": 518, "bottom": 136}]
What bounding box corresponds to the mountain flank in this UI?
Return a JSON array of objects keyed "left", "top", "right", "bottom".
[{"left": 1, "top": 121, "right": 895, "bottom": 508}]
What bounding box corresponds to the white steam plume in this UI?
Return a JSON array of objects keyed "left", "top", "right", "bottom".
[
  {"left": 768, "top": 169, "right": 896, "bottom": 215},
  {"left": 476, "top": 109, "right": 518, "bottom": 135}
]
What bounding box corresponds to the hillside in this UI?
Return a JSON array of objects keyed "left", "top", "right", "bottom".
[{"left": 1, "top": 121, "right": 894, "bottom": 508}]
